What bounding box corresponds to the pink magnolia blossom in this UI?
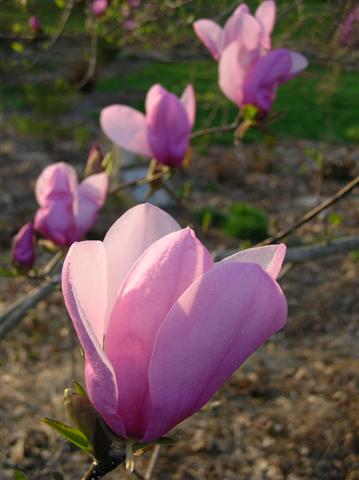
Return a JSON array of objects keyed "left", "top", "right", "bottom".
[
  {"left": 194, "top": 0, "right": 276, "bottom": 61},
  {"left": 34, "top": 162, "right": 108, "bottom": 247},
  {"left": 62, "top": 203, "right": 287, "bottom": 442},
  {"left": 91, "top": 0, "right": 108, "bottom": 18},
  {"left": 28, "top": 15, "right": 41, "bottom": 34},
  {"left": 100, "top": 84, "right": 196, "bottom": 167},
  {"left": 12, "top": 223, "right": 36, "bottom": 268},
  {"left": 219, "top": 43, "right": 308, "bottom": 114}
]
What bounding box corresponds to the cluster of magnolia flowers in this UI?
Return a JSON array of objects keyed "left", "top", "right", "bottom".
[
  {"left": 10, "top": 1, "right": 306, "bottom": 467},
  {"left": 100, "top": 0, "right": 307, "bottom": 169}
]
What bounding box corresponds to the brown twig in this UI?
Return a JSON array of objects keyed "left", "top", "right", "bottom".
[
  {"left": 26, "top": 0, "right": 77, "bottom": 69},
  {"left": 0, "top": 274, "right": 60, "bottom": 339},
  {"left": 75, "top": 0, "right": 98, "bottom": 90},
  {"left": 190, "top": 121, "right": 240, "bottom": 140},
  {"left": 145, "top": 445, "right": 161, "bottom": 480},
  {"left": 214, "top": 236, "right": 359, "bottom": 263},
  {"left": 109, "top": 171, "right": 166, "bottom": 195},
  {"left": 258, "top": 175, "right": 359, "bottom": 246}
]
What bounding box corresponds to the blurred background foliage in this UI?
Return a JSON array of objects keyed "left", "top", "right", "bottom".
[{"left": 0, "top": 0, "right": 358, "bottom": 146}]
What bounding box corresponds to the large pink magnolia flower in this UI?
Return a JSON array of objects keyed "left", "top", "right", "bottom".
[
  {"left": 219, "top": 42, "right": 308, "bottom": 114},
  {"left": 34, "top": 162, "right": 108, "bottom": 246},
  {"left": 194, "top": 0, "right": 276, "bottom": 61},
  {"left": 100, "top": 84, "right": 196, "bottom": 168},
  {"left": 62, "top": 203, "right": 287, "bottom": 442}
]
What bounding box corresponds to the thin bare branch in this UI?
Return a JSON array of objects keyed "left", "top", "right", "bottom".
[
  {"left": 214, "top": 235, "right": 359, "bottom": 263},
  {"left": 259, "top": 175, "right": 359, "bottom": 246},
  {"left": 27, "top": 0, "right": 77, "bottom": 69},
  {"left": 75, "top": 1, "right": 98, "bottom": 90},
  {"left": 285, "top": 236, "right": 359, "bottom": 263},
  {"left": 0, "top": 274, "right": 60, "bottom": 339},
  {"left": 145, "top": 445, "right": 161, "bottom": 480},
  {"left": 109, "top": 171, "right": 166, "bottom": 195},
  {"left": 190, "top": 121, "right": 239, "bottom": 140}
]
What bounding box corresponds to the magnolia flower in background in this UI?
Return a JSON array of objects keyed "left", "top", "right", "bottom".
[
  {"left": 100, "top": 84, "right": 196, "bottom": 168},
  {"left": 62, "top": 203, "right": 287, "bottom": 443},
  {"left": 338, "top": 3, "right": 359, "bottom": 47},
  {"left": 194, "top": 0, "right": 276, "bottom": 61},
  {"left": 91, "top": 0, "right": 108, "bottom": 18},
  {"left": 34, "top": 162, "right": 108, "bottom": 246},
  {"left": 12, "top": 223, "right": 36, "bottom": 268},
  {"left": 28, "top": 15, "right": 41, "bottom": 34},
  {"left": 219, "top": 42, "right": 308, "bottom": 114},
  {"left": 219, "top": 43, "right": 308, "bottom": 114}
]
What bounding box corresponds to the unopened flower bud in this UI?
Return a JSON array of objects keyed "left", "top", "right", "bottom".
[
  {"left": 12, "top": 223, "right": 36, "bottom": 268},
  {"left": 28, "top": 15, "right": 41, "bottom": 34},
  {"left": 85, "top": 144, "right": 104, "bottom": 176},
  {"left": 64, "top": 387, "right": 111, "bottom": 460},
  {"left": 91, "top": 0, "right": 108, "bottom": 18}
]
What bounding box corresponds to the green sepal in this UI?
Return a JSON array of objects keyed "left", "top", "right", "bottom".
[
  {"left": 42, "top": 417, "right": 92, "bottom": 455},
  {"left": 64, "top": 384, "right": 111, "bottom": 462},
  {"left": 73, "top": 381, "right": 86, "bottom": 396},
  {"left": 102, "top": 152, "right": 114, "bottom": 176},
  {"left": 242, "top": 104, "right": 259, "bottom": 121}
]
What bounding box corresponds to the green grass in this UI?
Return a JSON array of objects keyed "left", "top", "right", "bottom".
[
  {"left": 1, "top": 0, "right": 357, "bottom": 144},
  {"left": 95, "top": 60, "right": 359, "bottom": 144}
]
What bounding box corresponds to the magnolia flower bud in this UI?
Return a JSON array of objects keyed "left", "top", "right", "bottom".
[
  {"left": 85, "top": 144, "right": 104, "bottom": 176},
  {"left": 12, "top": 223, "right": 36, "bottom": 268},
  {"left": 91, "top": 0, "right": 108, "bottom": 18},
  {"left": 28, "top": 15, "right": 41, "bottom": 34},
  {"left": 64, "top": 387, "right": 111, "bottom": 460}
]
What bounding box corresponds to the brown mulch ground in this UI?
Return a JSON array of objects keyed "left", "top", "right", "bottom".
[{"left": 1, "top": 126, "right": 359, "bottom": 479}]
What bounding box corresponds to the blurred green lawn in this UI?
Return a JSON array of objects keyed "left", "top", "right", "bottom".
[
  {"left": 95, "top": 60, "right": 359, "bottom": 144},
  {"left": 1, "top": 0, "right": 358, "bottom": 144}
]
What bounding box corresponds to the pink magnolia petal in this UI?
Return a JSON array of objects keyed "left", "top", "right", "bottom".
[
  {"left": 12, "top": 223, "right": 36, "bottom": 268},
  {"left": 222, "top": 11, "right": 261, "bottom": 52},
  {"left": 144, "top": 262, "right": 287, "bottom": 441},
  {"left": 100, "top": 105, "right": 152, "bottom": 158},
  {"left": 255, "top": 0, "right": 276, "bottom": 41},
  {"left": 220, "top": 243, "right": 286, "bottom": 279},
  {"left": 193, "top": 19, "right": 223, "bottom": 61},
  {"left": 103, "top": 203, "right": 180, "bottom": 320},
  {"left": 289, "top": 51, "right": 308, "bottom": 75},
  {"left": 243, "top": 48, "right": 293, "bottom": 112},
  {"left": 62, "top": 242, "right": 126, "bottom": 438},
  {"left": 35, "top": 162, "right": 77, "bottom": 207},
  {"left": 145, "top": 83, "right": 167, "bottom": 114},
  {"left": 146, "top": 88, "right": 190, "bottom": 167},
  {"left": 219, "top": 41, "right": 250, "bottom": 107},
  {"left": 232, "top": 3, "right": 250, "bottom": 17},
  {"left": 180, "top": 84, "right": 196, "bottom": 128},
  {"left": 34, "top": 200, "right": 76, "bottom": 246},
  {"left": 75, "top": 172, "right": 109, "bottom": 239},
  {"left": 105, "top": 228, "right": 213, "bottom": 438}
]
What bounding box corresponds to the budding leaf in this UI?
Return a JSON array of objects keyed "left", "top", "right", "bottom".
[{"left": 42, "top": 417, "right": 92, "bottom": 454}]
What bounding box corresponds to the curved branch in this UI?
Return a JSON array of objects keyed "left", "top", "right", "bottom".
[
  {"left": 27, "top": 0, "right": 78, "bottom": 69},
  {"left": 0, "top": 274, "right": 60, "bottom": 339},
  {"left": 75, "top": 1, "right": 98, "bottom": 90},
  {"left": 259, "top": 175, "right": 359, "bottom": 246}
]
